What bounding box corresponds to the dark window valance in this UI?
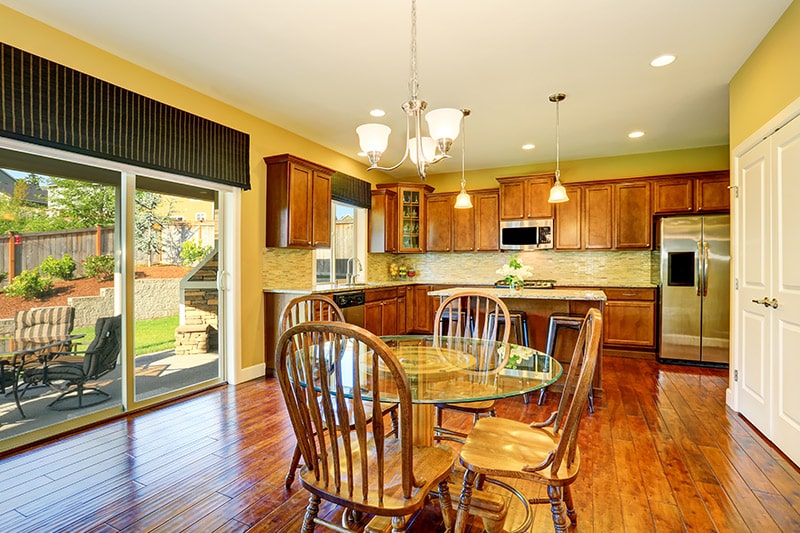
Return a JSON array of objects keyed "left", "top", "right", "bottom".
[
  {"left": 0, "top": 42, "right": 250, "bottom": 190},
  {"left": 331, "top": 171, "right": 371, "bottom": 209}
]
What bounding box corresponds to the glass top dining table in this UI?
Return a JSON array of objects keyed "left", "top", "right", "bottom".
[{"left": 371, "top": 334, "right": 563, "bottom": 405}]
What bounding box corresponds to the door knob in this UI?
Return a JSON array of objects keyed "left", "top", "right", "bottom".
[
  {"left": 768, "top": 298, "right": 779, "bottom": 309},
  {"left": 751, "top": 298, "right": 770, "bottom": 307}
]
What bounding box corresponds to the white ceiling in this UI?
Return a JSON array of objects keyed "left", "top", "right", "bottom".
[{"left": 1, "top": 0, "right": 793, "bottom": 178}]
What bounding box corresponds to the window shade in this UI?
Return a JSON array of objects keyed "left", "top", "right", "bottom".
[
  {"left": 0, "top": 42, "right": 250, "bottom": 189},
  {"left": 331, "top": 171, "right": 371, "bottom": 209}
]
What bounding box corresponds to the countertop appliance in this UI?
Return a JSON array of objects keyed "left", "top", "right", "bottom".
[
  {"left": 659, "top": 215, "right": 730, "bottom": 366},
  {"left": 499, "top": 219, "right": 553, "bottom": 250},
  {"left": 332, "top": 290, "right": 365, "bottom": 327}
]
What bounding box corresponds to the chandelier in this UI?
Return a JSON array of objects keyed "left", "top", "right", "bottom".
[
  {"left": 547, "top": 92, "right": 569, "bottom": 203},
  {"left": 356, "top": 0, "right": 464, "bottom": 180}
]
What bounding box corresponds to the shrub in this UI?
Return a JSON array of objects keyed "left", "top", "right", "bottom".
[
  {"left": 40, "top": 254, "right": 77, "bottom": 280},
  {"left": 0, "top": 272, "right": 7, "bottom": 284},
  {"left": 83, "top": 254, "right": 115, "bottom": 281},
  {"left": 3, "top": 268, "right": 54, "bottom": 300},
  {"left": 179, "top": 241, "right": 212, "bottom": 266}
]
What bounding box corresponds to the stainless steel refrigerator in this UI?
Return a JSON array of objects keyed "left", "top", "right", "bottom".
[{"left": 659, "top": 215, "right": 730, "bottom": 365}]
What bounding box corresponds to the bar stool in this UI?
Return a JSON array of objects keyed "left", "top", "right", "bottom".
[
  {"left": 487, "top": 310, "right": 530, "bottom": 347},
  {"left": 539, "top": 313, "right": 595, "bottom": 412}
]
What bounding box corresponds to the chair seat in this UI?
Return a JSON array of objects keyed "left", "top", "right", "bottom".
[
  {"left": 459, "top": 416, "right": 581, "bottom": 487},
  {"left": 435, "top": 399, "right": 495, "bottom": 414},
  {"left": 300, "top": 437, "right": 455, "bottom": 514}
]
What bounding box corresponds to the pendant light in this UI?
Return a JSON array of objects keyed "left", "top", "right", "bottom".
[
  {"left": 454, "top": 109, "right": 473, "bottom": 209},
  {"left": 548, "top": 93, "right": 569, "bottom": 203}
]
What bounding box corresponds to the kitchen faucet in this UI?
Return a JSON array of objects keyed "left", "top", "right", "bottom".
[{"left": 346, "top": 257, "right": 362, "bottom": 285}]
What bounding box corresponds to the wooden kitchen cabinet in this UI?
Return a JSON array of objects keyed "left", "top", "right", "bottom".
[
  {"left": 264, "top": 154, "right": 332, "bottom": 248},
  {"left": 426, "top": 193, "right": 454, "bottom": 252},
  {"left": 653, "top": 177, "right": 694, "bottom": 214},
  {"left": 696, "top": 174, "right": 730, "bottom": 212},
  {"left": 614, "top": 181, "right": 652, "bottom": 249},
  {"left": 497, "top": 174, "right": 555, "bottom": 220},
  {"left": 583, "top": 184, "right": 613, "bottom": 249},
  {"left": 370, "top": 189, "right": 398, "bottom": 253},
  {"left": 473, "top": 190, "right": 500, "bottom": 251},
  {"left": 555, "top": 185, "right": 582, "bottom": 250},
  {"left": 397, "top": 289, "right": 407, "bottom": 334},
  {"left": 364, "top": 287, "right": 398, "bottom": 336},
  {"left": 602, "top": 288, "right": 657, "bottom": 352},
  {"left": 375, "top": 183, "right": 434, "bottom": 253},
  {"left": 411, "top": 284, "right": 435, "bottom": 333}
]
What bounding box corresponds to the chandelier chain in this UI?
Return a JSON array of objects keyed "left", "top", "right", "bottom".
[{"left": 409, "top": 0, "right": 419, "bottom": 101}]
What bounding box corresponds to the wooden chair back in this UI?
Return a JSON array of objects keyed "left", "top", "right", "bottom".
[
  {"left": 279, "top": 294, "right": 344, "bottom": 331},
  {"left": 528, "top": 307, "right": 602, "bottom": 476},
  {"left": 433, "top": 291, "right": 512, "bottom": 369},
  {"left": 275, "top": 321, "right": 416, "bottom": 503}
]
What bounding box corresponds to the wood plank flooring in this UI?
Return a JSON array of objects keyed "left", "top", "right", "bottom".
[{"left": 0, "top": 357, "right": 798, "bottom": 532}]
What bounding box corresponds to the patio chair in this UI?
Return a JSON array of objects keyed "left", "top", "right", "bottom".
[{"left": 21, "top": 315, "right": 122, "bottom": 411}]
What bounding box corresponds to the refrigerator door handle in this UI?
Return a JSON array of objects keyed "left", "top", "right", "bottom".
[
  {"left": 703, "top": 241, "right": 710, "bottom": 297},
  {"left": 696, "top": 241, "right": 704, "bottom": 296}
]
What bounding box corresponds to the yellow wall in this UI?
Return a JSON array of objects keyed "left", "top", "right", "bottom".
[
  {"left": 730, "top": 1, "right": 800, "bottom": 148},
  {"left": 0, "top": 5, "right": 378, "bottom": 371},
  {"left": 419, "top": 145, "right": 730, "bottom": 193}
]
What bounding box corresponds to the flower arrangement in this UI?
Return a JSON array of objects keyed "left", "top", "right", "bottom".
[{"left": 496, "top": 254, "right": 533, "bottom": 290}]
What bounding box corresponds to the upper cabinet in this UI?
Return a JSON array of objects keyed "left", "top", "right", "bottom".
[
  {"left": 425, "top": 189, "right": 500, "bottom": 253},
  {"left": 370, "top": 189, "right": 398, "bottom": 253},
  {"left": 497, "top": 174, "right": 555, "bottom": 220},
  {"left": 614, "top": 181, "right": 652, "bottom": 249},
  {"left": 554, "top": 185, "right": 583, "bottom": 250},
  {"left": 264, "top": 154, "right": 332, "bottom": 249},
  {"left": 652, "top": 171, "right": 730, "bottom": 215},
  {"left": 583, "top": 184, "right": 614, "bottom": 250},
  {"left": 372, "top": 183, "right": 433, "bottom": 253}
]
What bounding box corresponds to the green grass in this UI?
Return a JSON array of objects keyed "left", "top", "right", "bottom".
[{"left": 72, "top": 315, "right": 179, "bottom": 355}]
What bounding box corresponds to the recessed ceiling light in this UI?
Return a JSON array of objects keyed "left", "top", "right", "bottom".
[
  {"left": 628, "top": 131, "right": 645, "bottom": 139},
  {"left": 522, "top": 143, "right": 535, "bottom": 150},
  {"left": 369, "top": 109, "right": 385, "bottom": 117},
  {"left": 650, "top": 54, "right": 676, "bottom": 67}
]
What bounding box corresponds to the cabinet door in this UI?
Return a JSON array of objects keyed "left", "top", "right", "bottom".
[
  {"left": 653, "top": 178, "right": 694, "bottom": 214},
  {"left": 287, "top": 163, "right": 313, "bottom": 247},
  {"left": 413, "top": 285, "right": 433, "bottom": 332},
  {"left": 524, "top": 177, "right": 555, "bottom": 219},
  {"left": 603, "top": 300, "right": 656, "bottom": 348},
  {"left": 555, "top": 185, "right": 582, "bottom": 250},
  {"left": 696, "top": 176, "right": 730, "bottom": 212},
  {"left": 614, "top": 182, "right": 652, "bottom": 249},
  {"left": 473, "top": 191, "right": 499, "bottom": 252},
  {"left": 311, "top": 171, "right": 331, "bottom": 248},
  {"left": 364, "top": 301, "right": 382, "bottom": 335},
  {"left": 453, "top": 197, "right": 476, "bottom": 252},
  {"left": 398, "top": 187, "right": 425, "bottom": 253},
  {"left": 369, "top": 189, "right": 398, "bottom": 253},
  {"left": 396, "top": 294, "right": 407, "bottom": 334},
  {"left": 499, "top": 181, "right": 525, "bottom": 220},
  {"left": 426, "top": 194, "right": 454, "bottom": 252},
  {"left": 583, "top": 185, "right": 613, "bottom": 249},
  {"left": 382, "top": 299, "right": 398, "bottom": 336}
]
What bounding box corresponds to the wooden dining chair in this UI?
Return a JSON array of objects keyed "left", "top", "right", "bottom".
[
  {"left": 432, "top": 290, "right": 511, "bottom": 442},
  {"left": 275, "top": 321, "right": 455, "bottom": 532},
  {"left": 278, "top": 294, "right": 398, "bottom": 490},
  {"left": 453, "top": 308, "right": 602, "bottom": 533}
]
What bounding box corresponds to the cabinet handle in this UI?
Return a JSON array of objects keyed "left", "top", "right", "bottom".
[{"left": 622, "top": 293, "right": 636, "bottom": 297}]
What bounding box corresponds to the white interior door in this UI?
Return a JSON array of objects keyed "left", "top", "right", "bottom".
[
  {"left": 736, "top": 140, "right": 772, "bottom": 432},
  {"left": 771, "top": 115, "right": 800, "bottom": 465}
]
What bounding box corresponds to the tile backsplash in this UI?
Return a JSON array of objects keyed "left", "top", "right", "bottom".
[{"left": 262, "top": 247, "right": 659, "bottom": 290}]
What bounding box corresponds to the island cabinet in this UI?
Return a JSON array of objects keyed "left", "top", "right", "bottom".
[
  {"left": 426, "top": 189, "right": 500, "bottom": 253},
  {"left": 373, "top": 183, "right": 434, "bottom": 253},
  {"left": 497, "top": 174, "right": 555, "bottom": 220},
  {"left": 652, "top": 171, "right": 730, "bottom": 215},
  {"left": 364, "top": 287, "right": 398, "bottom": 336},
  {"left": 369, "top": 189, "right": 398, "bottom": 253},
  {"left": 602, "top": 288, "right": 657, "bottom": 356},
  {"left": 264, "top": 154, "right": 332, "bottom": 248}
]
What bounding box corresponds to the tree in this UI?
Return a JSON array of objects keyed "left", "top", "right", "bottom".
[
  {"left": 135, "top": 192, "right": 174, "bottom": 266},
  {"left": 48, "top": 177, "right": 115, "bottom": 226}
]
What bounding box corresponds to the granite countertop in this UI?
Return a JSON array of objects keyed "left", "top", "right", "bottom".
[
  {"left": 428, "top": 287, "right": 607, "bottom": 301},
  {"left": 263, "top": 280, "right": 655, "bottom": 295}
]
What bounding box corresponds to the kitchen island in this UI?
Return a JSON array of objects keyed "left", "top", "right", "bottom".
[{"left": 428, "top": 286, "right": 607, "bottom": 396}]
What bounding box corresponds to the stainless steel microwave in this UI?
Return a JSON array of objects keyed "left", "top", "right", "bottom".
[{"left": 499, "top": 219, "right": 554, "bottom": 250}]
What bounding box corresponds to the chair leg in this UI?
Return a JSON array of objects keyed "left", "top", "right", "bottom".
[
  {"left": 454, "top": 469, "right": 478, "bottom": 533},
  {"left": 563, "top": 485, "right": 577, "bottom": 525},
  {"left": 547, "top": 485, "right": 569, "bottom": 533},
  {"left": 390, "top": 515, "right": 407, "bottom": 532},
  {"left": 587, "top": 388, "right": 595, "bottom": 414},
  {"left": 285, "top": 444, "right": 302, "bottom": 490},
  {"left": 390, "top": 405, "right": 399, "bottom": 437},
  {"left": 538, "top": 387, "right": 547, "bottom": 406},
  {"left": 302, "top": 494, "right": 320, "bottom": 533},
  {"left": 436, "top": 478, "right": 454, "bottom": 531}
]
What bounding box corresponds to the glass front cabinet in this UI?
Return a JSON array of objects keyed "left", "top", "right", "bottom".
[{"left": 374, "top": 183, "right": 433, "bottom": 253}]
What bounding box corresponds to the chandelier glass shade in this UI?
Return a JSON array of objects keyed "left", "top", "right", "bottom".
[{"left": 356, "top": 0, "right": 464, "bottom": 180}]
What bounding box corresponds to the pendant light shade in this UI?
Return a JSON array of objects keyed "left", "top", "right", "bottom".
[{"left": 548, "top": 92, "right": 569, "bottom": 204}]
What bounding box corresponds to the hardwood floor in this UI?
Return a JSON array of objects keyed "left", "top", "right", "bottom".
[{"left": 0, "top": 357, "right": 798, "bottom": 532}]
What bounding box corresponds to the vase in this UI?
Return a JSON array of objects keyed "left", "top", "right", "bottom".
[{"left": 509, "top": 280, "right": 523, "bottom": 294}]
